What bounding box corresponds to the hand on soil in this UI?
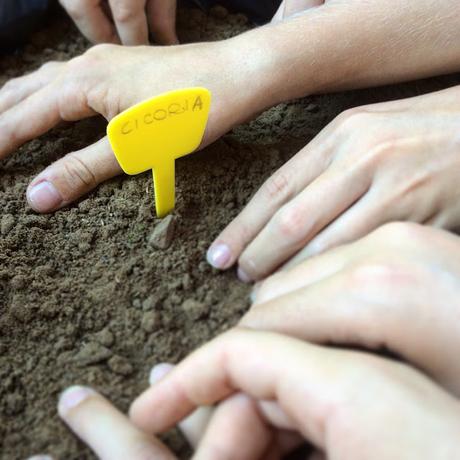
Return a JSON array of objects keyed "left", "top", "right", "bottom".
[
  {"left": 130, "top": 328, "right": 460, "bottom": 459},
  {"left": 208, "top": 85, "right": 460, "bottom": 281},
  {"left": 59, "top": 0, "right": 179, "bottom": 46},
  {"left": 0, "top": 41, "right": 260, "bottom": 213}
]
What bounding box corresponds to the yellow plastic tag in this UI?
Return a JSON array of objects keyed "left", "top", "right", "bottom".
[{"left": 107, "top": 88, "right": 211, "bottom": 217}]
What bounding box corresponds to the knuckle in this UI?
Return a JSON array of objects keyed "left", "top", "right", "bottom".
[
  {"left": 372, "top": 222, "right": 426, "bottom": 244},
  {"left": 1, "top": 78, "right": 20, "bottom": 92},
  {"left": 111, "top": 1, "right": 139, "bottom": 23},
  {"left": 273, "top": 204, "right": 307, "bottom": 241},
  {"left": 61, "top": 153, "right": 98, "bottom": 193},
  {"left": 262, "top": 170, "right": 293, "bottom": 203},
  {"left": 334, "top": 108, "right": 371, "bottom": 134},
  {"left": 60, "top": 0, "right": 87, "bottom": 19}
]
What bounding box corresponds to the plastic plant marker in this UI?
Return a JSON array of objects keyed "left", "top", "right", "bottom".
[{"left": 107, "top": 88, "right": 212, "bottom": 217}]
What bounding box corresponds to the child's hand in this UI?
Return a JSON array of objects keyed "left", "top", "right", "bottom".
[
  {"left": 207, "top": 86, "right": 460, "bottom": 281},
  {"left": 0, "top": 41, "right": 270, "bottom": 213},
  {"left": 240, "top": 222, "right": 460, "bottom": 397},
  {"left": 59, "top": 0, "right": 178, "bottom": 45},
  {"left": 130, "top": 328, "right": 460, "bottom": 459}
]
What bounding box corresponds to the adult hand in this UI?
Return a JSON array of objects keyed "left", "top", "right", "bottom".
[
  {"left": 131, "top": 328, "right": 460, "bottom": 459},
  {"left": 241, "top": 222, "right": 460, "bottom": 397},
  {"left": 59, "top": 0, "right": 178, "bottom": 46},
  {"left": 208, "top": 86, "right": 460, "bottom": 281},
  {"left": 0, "top": 40, "right": 269, "bottom": 213}
]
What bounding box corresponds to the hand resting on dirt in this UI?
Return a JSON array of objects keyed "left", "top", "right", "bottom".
[{"left": 209, "top": 86, "right": 460, "bottom": 281}]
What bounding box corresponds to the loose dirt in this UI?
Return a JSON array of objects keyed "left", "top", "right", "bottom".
[{"left": 1, "top": 4, "right": 459, "bottom": 460}]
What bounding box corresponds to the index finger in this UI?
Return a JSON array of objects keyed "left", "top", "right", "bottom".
[
  {"left": 59, "top": 386, "right": 175, "bottom": 460},
  {"left": 129, "top": 328, "right": 391, "bottom": 448}
]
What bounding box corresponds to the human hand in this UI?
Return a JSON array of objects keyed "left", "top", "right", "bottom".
[
  {"left": 131, "top": 328, "right": 460, "bottom": 459},
  {"left": 239, "top": 222, "right": 460, "bottom": 397},
  {"left": 59, "top": 0, "right": 178, "bottom": 45},
  {"left": 27, "top": 364, "right": 213, "bottom": 460},
  {"left": 207, "top": 86, "right": 460, "bottom": 281},
  {"left": 0, "top": 40, "right": 270, "bottom": 213}
]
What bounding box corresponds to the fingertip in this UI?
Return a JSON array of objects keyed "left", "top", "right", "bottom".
[
  {"left": 149, "top": 363, "right": 174, "bottom": 385},
  {"left": 237, "top": 267, "right": 253, "bottom": 284},
  {"left": 27, "top": 180, "right": 63, "bottom": 213},
  {"left": 58, "top": 385, "right": 96, "bottom": 419},
  {"left": 206, "top": 243, "right": 233, "bottom": 270}
]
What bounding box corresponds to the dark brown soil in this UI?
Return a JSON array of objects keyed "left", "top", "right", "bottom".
[{"left": 1, "top": 5, "right": 459, "bottom": 460}]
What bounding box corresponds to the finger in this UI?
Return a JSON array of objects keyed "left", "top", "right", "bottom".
[
  {"left": 130, "top": 328, "right": 395, "bottom": 448},
  {"left": 109, "top": 0, "right": 149, "bottom": 46},
  {"left": 149, "top": 363, "right": 213, "bottom": 449},
  {"left": 283, "top": 190, "right": 385, "bottom": 269},
  {"left": 237, "top": 167, "right": 371, "bottom": 282},
  {"left": 251, "top": 242, "right": 354, "bottom": 305},
  {"left": 0, "top": 62, "right": 65, "bottom": 115},
  {"left": 207, "top": 139, "right": 334, "bottom": 271},
  {"left": 179, "top": 406, "right": 214, "bottom": 449},
  {"left": 0, "top": 85, "right": 62, "bottom": 159},
  {"left": 194, "top": 393, "right": 273, "bottom": 460},
  {"left": 58, "top": 386, "right": 175, "bottom": 460},
  {"left": 27, "top": 137, "right": 122, "bottom": 213},
  {"left": 243, "top": 267, "right": 460, "bottom": 395},
  {"left": 60, "top": 0, "right": 119, "bottom": 44},
  {"left": 283, "top": 0, "right": 325, "bottom": 18},
  {"left": 147, "top": 0, "right": 179, "bottom": 45}
]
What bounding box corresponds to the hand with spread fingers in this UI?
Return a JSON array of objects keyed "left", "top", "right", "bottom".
[
  {"left": 59, "top": 0, "right": 178, "bottom": 45},
  {"left": 235, "top": 222, "right": 460, "bottom": 398},
  {"left": 129, "top": 328, "right": 460, "bottom": 459},
  {"left": 208, "top": 86, "right": 460, "bottom": 281}
]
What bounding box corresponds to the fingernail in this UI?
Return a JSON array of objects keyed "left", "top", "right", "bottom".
[
  {"left": 28, "top": 181, "right": 62, "bottom": 213},
  {"left": 207, "top": 243, "right": 232, "bottom": 269},
  {"left": 249, "top": 282, "right": 261, "bottom": 303},
  {"left": 27, "top": 456, "right": 53, "bottom": 460},
  {"left": 237, "top": 267, "right": 252, "bottom": 284},
  {"left": 58, "top": 386, "right": 95, "bottom": 417},
  {"left": 149, "top": 363, "right": 174, "bottom": 385}
]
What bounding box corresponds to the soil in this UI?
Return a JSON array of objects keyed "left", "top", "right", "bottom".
[{"left": 1, "top": 4, "right": 459, "bottom": 460}]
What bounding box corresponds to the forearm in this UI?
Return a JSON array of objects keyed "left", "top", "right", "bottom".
[{"left": 227, "top": 0, "right": 460, "bottom": 110}]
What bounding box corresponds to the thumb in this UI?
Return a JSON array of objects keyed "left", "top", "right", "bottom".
[{"left": 27, "top": 137, "right": 122, "bottom": 213}]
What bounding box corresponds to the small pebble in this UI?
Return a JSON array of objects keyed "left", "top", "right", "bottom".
[
  {"left": 141, "top": 311, "right": 161, "bottom": 333},
  {"left": 73, "top": 342, "right": 112, "bottom": 367},
  {"left": 181, "top": 299, "right": 208, "bottom": 320},
  {"left": 108, "top": 355, "right": 134, "bottom": 376},
  {"left": 93, "top": 328, "right": 114, "bottom": 348},
  {"left": 1, "top": 215, "right": 15, "bottom": 236},
  {"left": 148, "top": 215, "right": 176, "bottom": 250}
]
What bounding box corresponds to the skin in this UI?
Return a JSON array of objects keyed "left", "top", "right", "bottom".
[
  {"left": 210, "top": 85, "right": 460, "bottom": 281},
  {"left": 59, "top": 0, "right": 178, "bottom": 45},
  {"left": 1, "top": 0, "right": 460, "bottom": 214},
  {"left": 29, "top": 329, "right": 460, "bottom": 459},
  {"left": 241, "top": 222, "right": 460, "bottom": 397}
]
